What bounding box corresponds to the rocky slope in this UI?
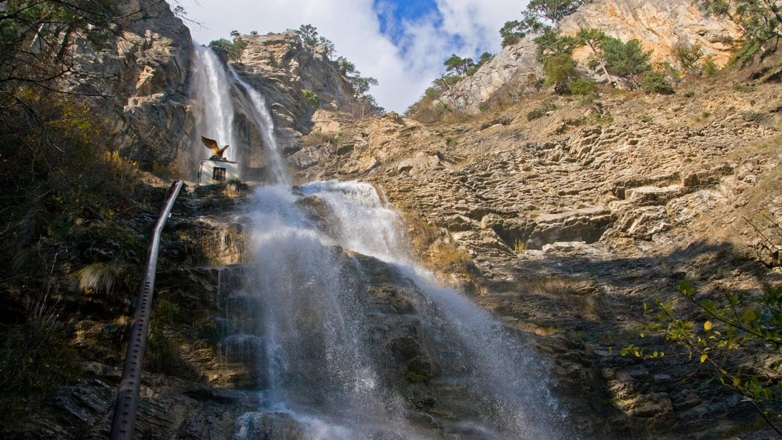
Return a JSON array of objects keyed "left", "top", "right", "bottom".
[
  {"left": 439, "top": 0, "right": 742, "bottom": 113},
  {"left": 292, "top": 67, "right": 782, "bottom": 438}
]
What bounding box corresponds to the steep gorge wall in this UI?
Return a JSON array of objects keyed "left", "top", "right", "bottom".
[
  {"left": 73, "top": 0, "right": 194, "bottom": 167},
  {"left": 440, "top": 0, "right": 742, "bottom": 113},
  {"left": 227, "top": 32, "right": 360, "bottom": 179}
]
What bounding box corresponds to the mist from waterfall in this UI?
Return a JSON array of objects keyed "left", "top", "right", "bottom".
[
  {"left": 231, "top": 183, "right": 570, "bottom": 439},
  {"left": 190, "top": 45, "right": 237, "bottom": 164}
]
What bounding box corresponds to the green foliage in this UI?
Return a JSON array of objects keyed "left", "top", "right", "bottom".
[
  {"left": 699, "top": 0, "right": 782, "bottom": 66},
  {"left": 569, "top": 78, "right": 597, "bottom": 95},
  {"left": 446, "top": 137, "right": 458, "bottom": 146},
  {"left": 294, "top": 24, "right": 335, "bottom": 58},
  {"left": 302, "top": 89, "right": 320, "bottom": 108},
  {"left": 684, "top": 90, "right": 696, "bottom": 98},
  {"left": 0, "top": 293, "right": 77, "bottom": 423},
  {"left": 601, "top": 38, "right": 651, "bottom": 88},
  {"left": 702, "top": 57, "right": 718, "bottom": 75},
  {"left": 642, "top": 71, "right": 675, "bottom": 94},
  {"left": 302, "top": 130, "right": 340, "bottom": 147},
  {"left": 500, "top": 0, "right": 592, "bottom": 47},
  {"left": 0, "top": 0, "right": 123, "bottom": 95},
  {"left": 526, "top": 0, "right": 594, "bottom": 24},
  {"left": 208, "top": 35, "right": 247, "bottom": 62},
  {"left": 543, "top": 54, "right": 579, "bottom": 94},
  {"left": 500, "top": 19, "right": 533, "bottom": 47},
  {"left": 673, "top": 41, "right": 704, "bottom": 71},
  {"left": 637, "top": 114, "right": 653, "bottom": 123},
  {"left": 444, "top": 54, "right": 475, "bottom": 76},
  {"left": 534, "top": 28, "right": 578, "bottom": 62},
  {"left": 336, "top": 56, "right": 356, "bottom": 75},
  {"left": 514, "top": 238, "right": 526, "bottom": 253},
  {"left": 627, "top": 281, "right": 782, "bottom": 434},
  {"left": 576, "top": 28, "right": 615, "bottom": 81},
  {"left": 349, "top": 75, "right": 379, "bottom": 95},
  {"left": 466, "top": 52, "right": 494, "bottom": 76},
  {"left": 732, "top": 81, "right": 757, "bottom": 92},
  {"left": 295, "top": 24, "right": 320, "bottom": 47},
  {"left": 527, "top": 101, "right": 557, "bottom": 120}
]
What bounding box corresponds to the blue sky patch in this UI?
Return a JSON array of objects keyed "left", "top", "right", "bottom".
[{"left": 375, "top": 0, "right": 441, "bottom": 44}]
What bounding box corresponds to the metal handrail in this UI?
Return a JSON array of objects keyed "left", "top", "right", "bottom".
[{"left": 109, "top": 180, "right": 184, "bottom": 440}]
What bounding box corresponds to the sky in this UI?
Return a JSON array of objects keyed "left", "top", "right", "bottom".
[{"left": 180, "top": 0, "right": 527, "bottom": 113}]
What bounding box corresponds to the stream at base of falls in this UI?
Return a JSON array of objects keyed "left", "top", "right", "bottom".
[{"left": 227, "top": 181, "right": 573, "bottom": 440}]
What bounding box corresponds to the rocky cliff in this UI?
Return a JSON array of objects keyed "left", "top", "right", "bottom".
[
  {"left": 291, "top": 69, "right": 782, "bottom": 437},
  {"left": 227, "top": 31, "right": 362, "bottom": 178},
  {"left": 72, "top": 0, "right": 194, "bottom": 167},
  {"left": 439, "top": 0, "right": 742, "bottom": 113}
]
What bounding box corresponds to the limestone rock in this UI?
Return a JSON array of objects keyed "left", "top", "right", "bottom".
[
  {"left": 440, "top": 0, "right": 742, "bottom": 113},
  {"left": 71, "top": 0, "right": 193, "bottom": 166}
]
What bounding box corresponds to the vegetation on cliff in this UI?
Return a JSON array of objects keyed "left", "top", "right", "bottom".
[{"left": 0, "top": 0, "right": 171, "bottom": 425}]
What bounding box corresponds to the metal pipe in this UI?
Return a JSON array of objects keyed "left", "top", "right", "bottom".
[{"left": 109, "top": 180, "right": 184, "bottom": 440}]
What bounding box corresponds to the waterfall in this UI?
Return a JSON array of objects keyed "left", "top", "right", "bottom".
[
  {"left": 228, "top": 68, "right": 291, "bottom": 186},
  {"left": 186, "top": 42, "right": 571, "bottom": 438},
  {"left": 189, "top": 45, "right": 238, "bottom": 164},
  {"left": 230, "top": 182, "right": 571, "bottom": 439}
]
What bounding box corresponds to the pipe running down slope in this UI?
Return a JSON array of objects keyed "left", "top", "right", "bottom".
[{"left": 109, "top": 180, "right": 184, "bottom": 440}]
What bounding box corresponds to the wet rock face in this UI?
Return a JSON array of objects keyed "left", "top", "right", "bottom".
[{"left": 231, "top": 32, "right": 360, "bottom": 163}]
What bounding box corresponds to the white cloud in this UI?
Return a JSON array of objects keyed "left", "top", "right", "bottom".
[{"left": 180, "top": 0, "right": 527, "bottom": 113}]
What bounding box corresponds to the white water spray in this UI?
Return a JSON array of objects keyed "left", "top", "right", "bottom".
[
  {"left": 186, "top": 43, "right": 572, "bottom": 438},
  {"left": 190, "top": 45, "right": 237, "bottom": 163},
  {"left": 229, "top": 181, "right": 572, "bottom": 439}
]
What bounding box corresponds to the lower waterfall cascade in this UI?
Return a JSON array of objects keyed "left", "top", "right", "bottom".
[{"left": 225, "top": 181, "right": 573, "bottom": 440}]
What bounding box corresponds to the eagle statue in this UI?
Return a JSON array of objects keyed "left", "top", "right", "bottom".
[{"left": 201, "top": 136, "right": 230, "bottom": 159}]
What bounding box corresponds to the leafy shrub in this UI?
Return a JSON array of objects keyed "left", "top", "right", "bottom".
[
  {"left": 732, "top": 81, "right": 756, "bottom": 92},
  {"left": 570, "top": 78, "right": 597, "bottom": 95},
  {"left": 673, "top": 41, "right": 703, "bottom": 71},
  {"left": 302, "top": 89, "right": 320, "bottom": 108},
  {"left": 527, "top": 101, "right": 557, "bottom": 120},
  {"left": 637, "top": 114, "right": 653, "bottom": 123},
  {"left": 0, "top": 294, "right": 77, "bottom": 423},
  {"left": 208, "top": 36, "right": 247, "bottom": 62},
  {"left": 625, "top": 282, "right": 782, "bottom": 434},
  {"left": 446, "top": 137, "right": 458, "bottom": 146},
  {"left": 702, "top": 57, "right": 718, "bottom": 76},
  {"left": 601, "top": 38, "right": 651, "bottom": 88},
  {"left": 543, "top": 53, "right": 579, "bottom": 94},
  {"left": 527, "top": 108, "right": 547, "bottom": 121},
  {"left": 642, "top": 71, "right": 675, "bottom": 94},
  {"left": 684, "top": 90, "right": 696, "bottom": 98}
]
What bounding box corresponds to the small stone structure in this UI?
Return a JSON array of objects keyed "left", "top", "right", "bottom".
[{"left": 199, "top": 159, "right": 239, "bottom": 185}]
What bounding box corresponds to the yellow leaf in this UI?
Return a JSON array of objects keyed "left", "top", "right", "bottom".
[
  {"left": 704, "top": 321, "right": 713, "bottom": 331},
  {"left": 700, "top": 354, "right": 708, "bottom": 363},
  {"left": 733, "top": 377, "right": 740, "bottom": 387}
]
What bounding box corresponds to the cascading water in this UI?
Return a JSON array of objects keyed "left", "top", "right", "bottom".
[
  {"left": 228, "top": 68, "right": 291, "bottom": 186},
  {"left": 195, "top": 53, "right": 574, "bottom": 438},
  {"left": 189, "top": 45, "right": 238, "bottom": 165},
  {"left": 228, "top": 182, "right": 571, "bottom": 439}
]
